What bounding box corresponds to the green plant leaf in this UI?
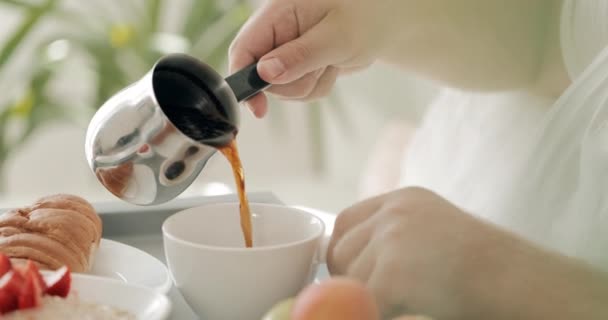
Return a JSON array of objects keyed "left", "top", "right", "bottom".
[
  {"left": 182, "top": 0, "right": 218, "bottom": 43},
  {"left": 145, "top": 0, "right": 163, "bottom": 34},
  {"left": 191, "top": 1, "right": 250, "bottom": 62},
  {"left": 307, "top": 101, "right": 325, "bottom": 174},
  {"left": 0, "top": 0, "right": 57, "bottom": 71},
  {"left": 39, "top": 33, "right": 132, "bottom": 110},
  {"left": 0, "top": 0, "right": 342, "bottom": 176},
  {"left": 112, "top": 0, "right": 145, "bottom": 27},
  {"left": 16, "top": 72, "right": 68, "bottom": 148},
  {"left": 92, "top": 63, "right": 129, "bottom": 109},
  {"left": 0, "top": 67, "right": 52, "bottom": 155},
  {"left": 0, "top": 0, "right": 35, "bottom": 9},
  {"left": 1, "top": 0, "right": 101, "bottom": 32},
  {"left": 0, "top": 108, "right": 10, "bottom": 153},
  {"left": 203, "top": 24, "right": 241, "bottom": 68},
  {"left": 84, "top": 1, "right": 120, "bottom": 24}
]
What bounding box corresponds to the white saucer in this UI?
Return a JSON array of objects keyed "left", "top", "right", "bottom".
[{"left": 87, "top": 239, "right": 172, "bottom": 294}]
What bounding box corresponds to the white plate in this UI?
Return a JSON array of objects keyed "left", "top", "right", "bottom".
[
  {"left": 64, "top": 273, "right": 171, "bottom": 320},
  {"left": 87, "top": 239, "right": 172, "bottom": 294}
]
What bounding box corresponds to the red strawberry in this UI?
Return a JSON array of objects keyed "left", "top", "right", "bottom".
[
  {"left": 14, "top": 261, "right": 47, "bottom": 293},
  {"left": 44, "top": 266, "right": 71, "bottom": 298},
  {"left": 0, "top": 254, "right": 11, "bottom": 277},
  {"left": 0, "top": 271, "right": 23, "bottom": 314},
  {"left": 0, "top": 271, "right": 25, "bottom": 295},
  {"left": 17, "top": 271, "right": 43, "bottom": 310},
  {"left": 0, "top": 289, "right": 17, "bottom": 314}
]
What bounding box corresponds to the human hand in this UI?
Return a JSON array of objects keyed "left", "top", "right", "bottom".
[
  {"left": 230, "top": 0, "right": 556, "bottom": 114},
  {"left": 327, "top": 187, "right": 503, "bottom": 319},
  {"left": 229, "top": 0, "right": 394, "bottom": 117}
]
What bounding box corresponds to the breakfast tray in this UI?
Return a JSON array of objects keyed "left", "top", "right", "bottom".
[{"left": 94, "top": 192, "right": 320, "bottom": 320}]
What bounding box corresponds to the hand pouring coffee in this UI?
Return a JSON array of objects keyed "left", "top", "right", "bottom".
[{"left": 85, "top": 54, "right": 269, "bottom": 247}]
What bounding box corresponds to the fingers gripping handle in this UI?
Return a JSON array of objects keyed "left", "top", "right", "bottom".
[{"left": 225, "top": 63, "right": 271, "bottom": 102}]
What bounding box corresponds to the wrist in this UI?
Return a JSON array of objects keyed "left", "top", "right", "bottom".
[
  {"left": 455, "top": 226, "right": 538, "bottom": 319},
  {"left": 457, "top": 223, "right": 608, "bottom": 320}
]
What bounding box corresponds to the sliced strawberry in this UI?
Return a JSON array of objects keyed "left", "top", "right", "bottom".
[
  {"left": 0, "top": 271, "right": 25, "bottom": 295},
  {"left": 0, "top": 289, "right": 17, "bottom": 314},
  {"left": 14, "top": 261, "right": 47, "bottom": 293},
  {"left": 0, "top": 269, "right": 20, "bottom": 315},
  {"left": 17, "top": 272, "right": 42, "bottom": 310},
  {"left": 0, "top": 254, "right": 11, "bottom": 277},
  {"left": 43, "top": 266, "right": 71, "bottom": 298}
]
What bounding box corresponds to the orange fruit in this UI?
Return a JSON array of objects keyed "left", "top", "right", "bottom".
[{"left": 291, "top": 277, "right": 380, "bottom": 320}]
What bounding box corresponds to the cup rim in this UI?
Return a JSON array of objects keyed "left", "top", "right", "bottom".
[{"left": 162, "top": 202, "right": 326, "bottom": 252}]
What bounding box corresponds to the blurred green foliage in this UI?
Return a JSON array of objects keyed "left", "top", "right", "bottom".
[{"left": 0, "top": 0, "right": 348, "bottom": 186}]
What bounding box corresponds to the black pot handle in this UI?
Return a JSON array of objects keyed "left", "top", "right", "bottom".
[{"left": 225, "top": 63, "right": 271, "bottom": 102}]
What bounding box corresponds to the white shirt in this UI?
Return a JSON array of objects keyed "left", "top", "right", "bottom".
[{"left": 400, "top": 1, "right": 608, "bottom": 271}]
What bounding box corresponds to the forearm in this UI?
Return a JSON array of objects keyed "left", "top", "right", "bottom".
[
  {"left": 378, "top": 0, "right": 556, "bottom": 91},
  {"left": 462, "top": 227, "right": 608, "bottom": 320}
]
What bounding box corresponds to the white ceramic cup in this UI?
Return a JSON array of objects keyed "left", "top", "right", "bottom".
[{"left": 162, "top": 202, "right": 328, "bottom": 320}]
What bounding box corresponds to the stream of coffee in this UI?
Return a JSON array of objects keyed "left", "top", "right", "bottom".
[
  {"left": 153, "top": 68, "right": 253, "bottom": 248},
  {"left": 219, "top": 140, "right": 253, "bottom": 248}
]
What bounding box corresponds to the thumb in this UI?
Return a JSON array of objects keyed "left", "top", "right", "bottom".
[{"left": 257, "top": 15, "right": 346, "bottom": 84}]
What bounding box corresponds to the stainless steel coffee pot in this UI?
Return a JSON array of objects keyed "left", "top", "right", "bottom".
[{"left": 85, "top": 53, "right": 268, "bottom": 205}]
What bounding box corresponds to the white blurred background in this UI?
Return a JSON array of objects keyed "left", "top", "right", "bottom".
[{"left": 0, "top": 0, "right": 438, "bottom": 213}]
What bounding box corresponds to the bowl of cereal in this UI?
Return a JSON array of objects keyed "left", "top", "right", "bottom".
[{"left": 0, "top": 254, "right": 171, "bottom": 320}]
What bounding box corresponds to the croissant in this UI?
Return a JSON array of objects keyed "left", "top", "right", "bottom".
[{"left": 0, "top": 194, "right": 102, "bottom": 273}]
